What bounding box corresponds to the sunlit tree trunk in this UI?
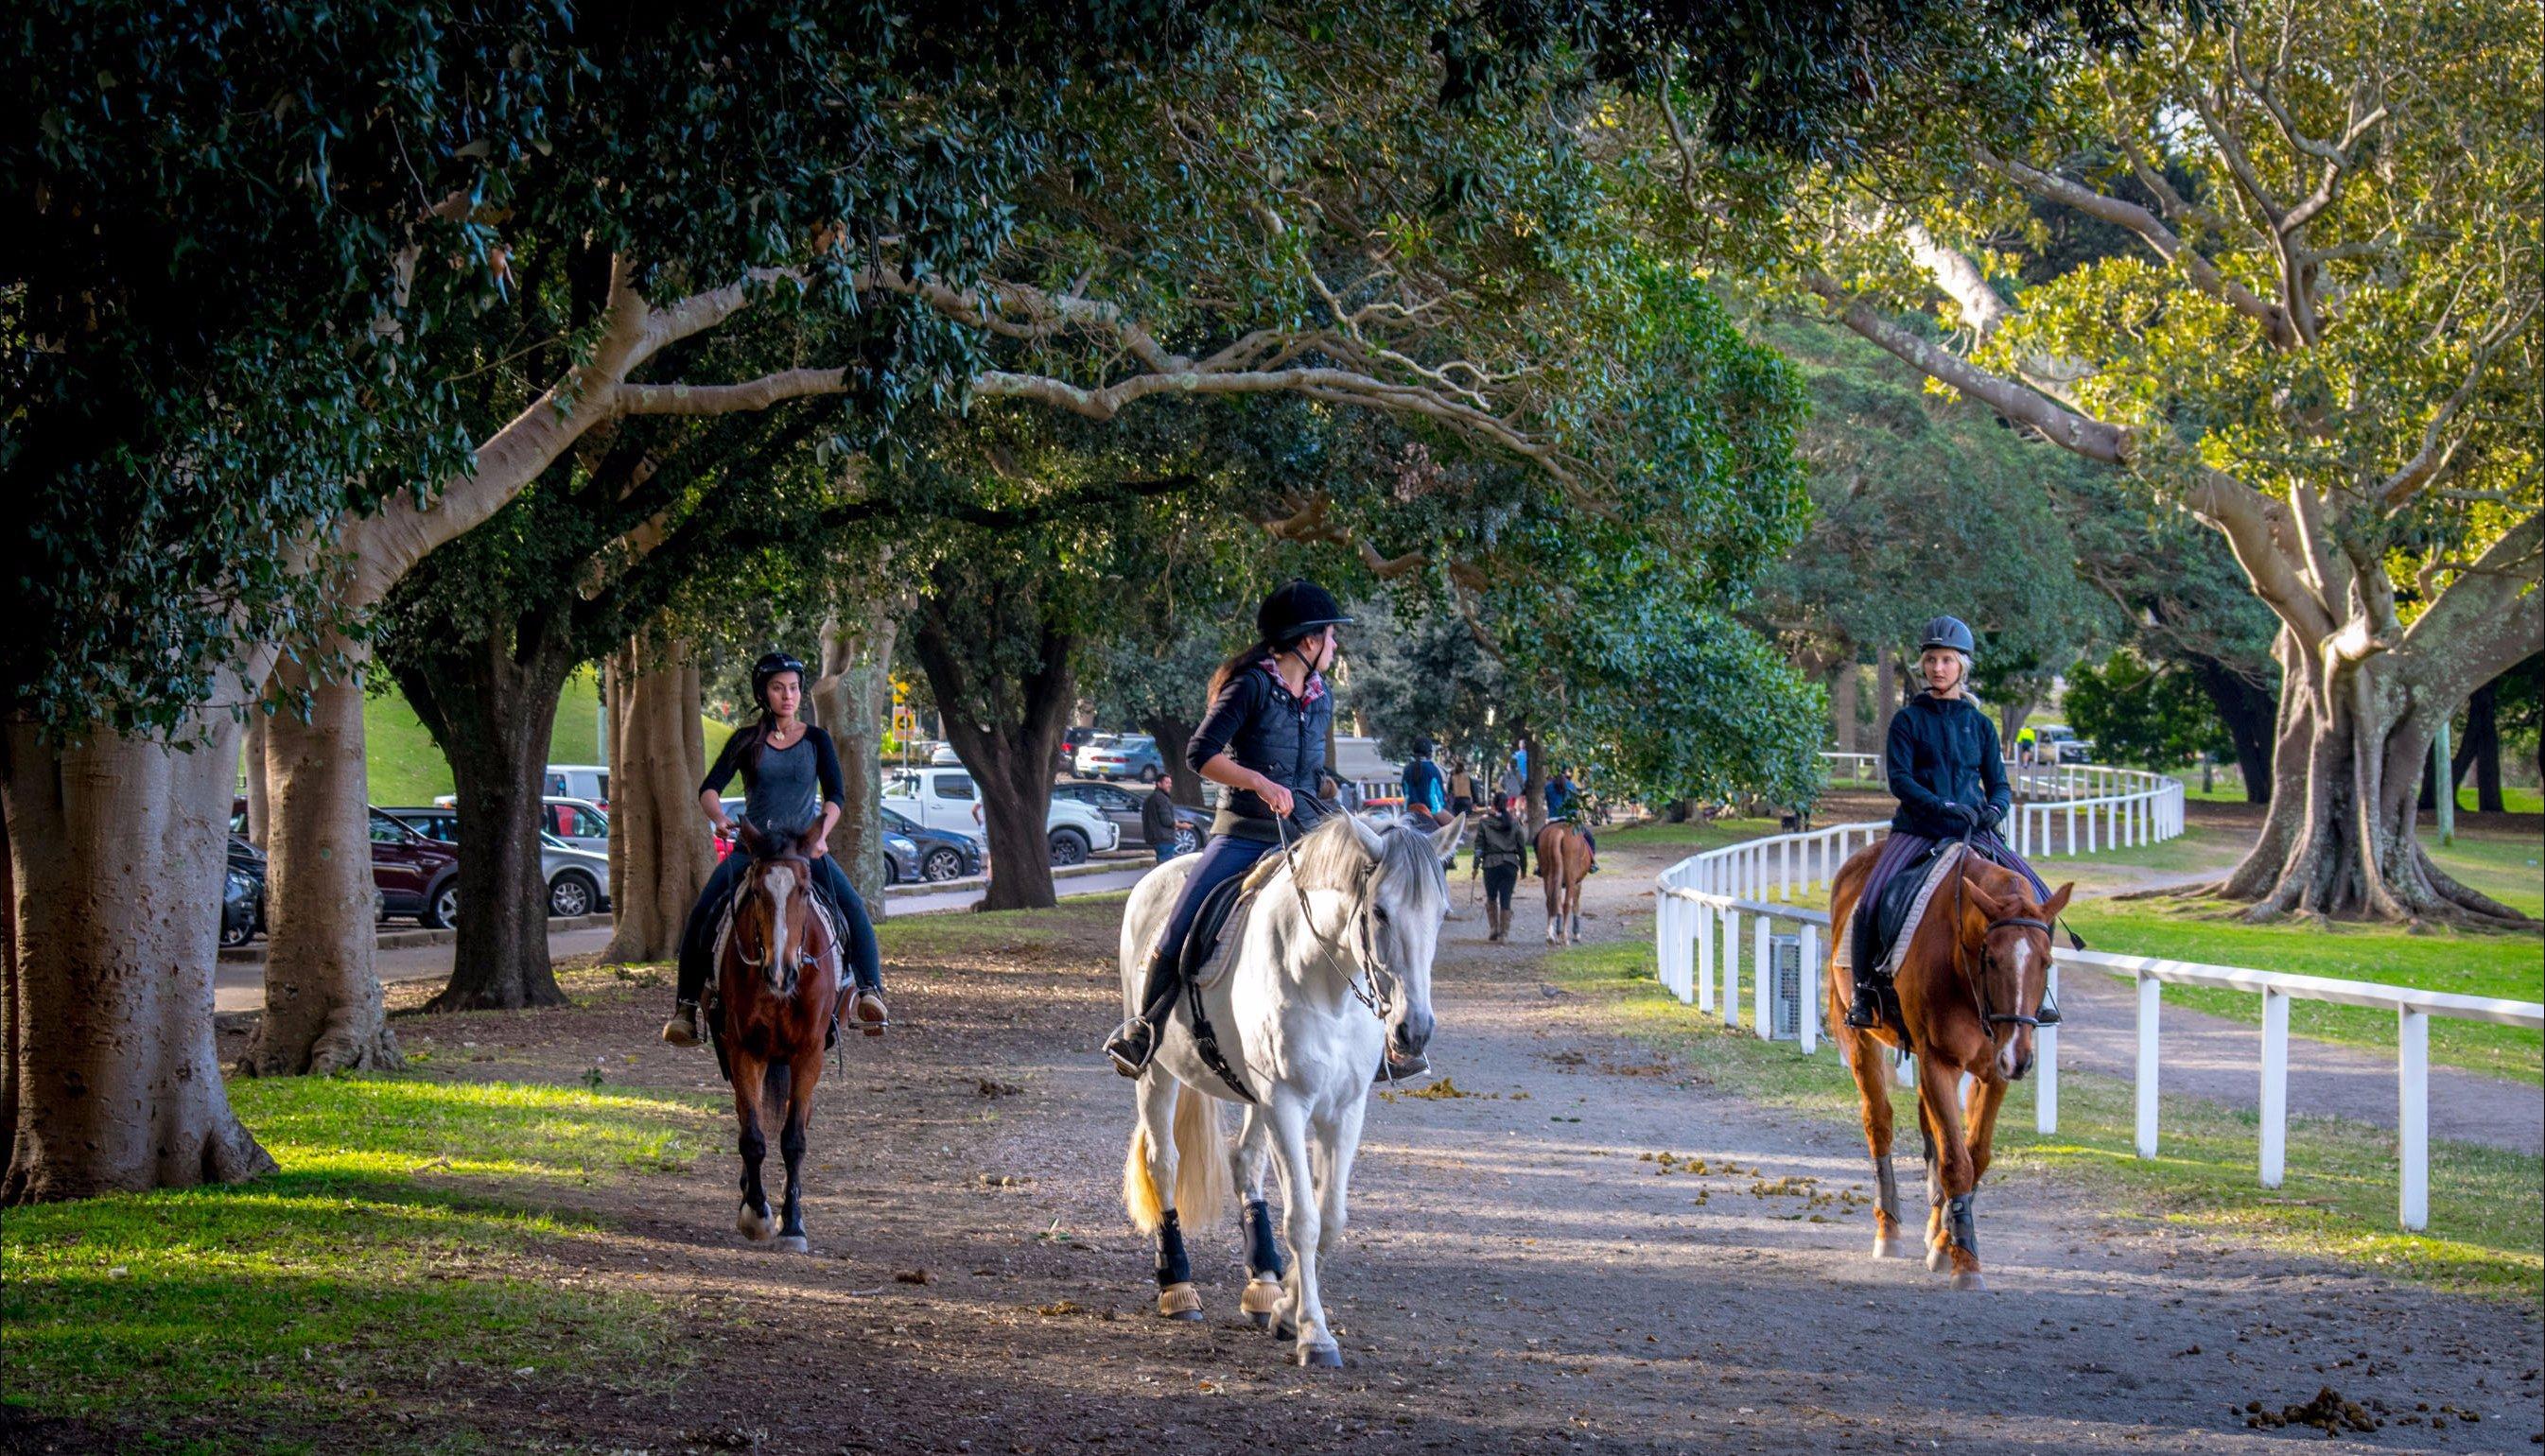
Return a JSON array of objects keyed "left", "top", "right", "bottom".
[{"left": 602, "top": 628, "right": 713, "bottom": 962}]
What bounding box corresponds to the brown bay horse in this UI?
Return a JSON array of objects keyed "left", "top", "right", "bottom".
[
  {"left": 1825, "top": 842, "right": 2069, "bottom": 1290},
  {"left": 711, "top": 824, "right": 848, "bottom": 1254},
  {"left": 1534, "top": 821, "right": 1591, "bottom": 945}
]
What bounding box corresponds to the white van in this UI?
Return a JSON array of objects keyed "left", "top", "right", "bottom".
[
  {"left": 882, "top": 765, "right": 1121, "bottom": 866},
  {"left": 545, "top": 763, "right": 610, "bottom": 806}
]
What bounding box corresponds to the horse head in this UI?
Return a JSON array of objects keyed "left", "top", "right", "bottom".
[
  {"left": 727, "top": 823, "right": 833, "bottom": 998},
  {"left": 1957, "top": 872, "right": 2073, "bottom": 1082},
  {"left": 1334, "top": 812, "right": 1461, "bottom": 1061}
]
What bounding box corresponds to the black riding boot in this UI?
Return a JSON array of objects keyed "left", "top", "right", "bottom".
[
  {"left": 1843, "top": 972, "right": 1888, "bottom": 1031},
  {"left": 1106, "top": 950, "right": 1179, "bottom": 1077}
]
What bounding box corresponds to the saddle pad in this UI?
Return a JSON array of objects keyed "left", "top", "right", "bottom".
[
  {"left": 1832, "top": 842, "right": 1965, "bottom": 975},
  {"left": 1178, "top": 873, "right": 1257, "bottom": 991},
  {"left": 710, "top": 879, "right": 846, "bottom": 992}
]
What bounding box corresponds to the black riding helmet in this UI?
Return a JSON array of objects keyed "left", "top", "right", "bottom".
[
  {"left": 751, "top": 651, "right": 809, "bottom": 712},
  {"left": 1257, "top": 579, "right": 1352, "bottom": 646},
  {"left": 1918, "top": 615, "right": 1977, "bottom": 656}
]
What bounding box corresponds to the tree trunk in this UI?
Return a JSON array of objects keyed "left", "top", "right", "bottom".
[
  {"left": 905, "top": 598, "right": 1072, "bottom": 912},
  {"left": 1139, "top": 714, "right": 1202, "bottom": 805},
  {"left": 390, "top": 632, "right": 575, "bottom": 1013},
  {"left": 602, "top": 631, "right": 714, "bottom": 962},
  {"left": 1519, "top": 729, "right": 1544, "bottom": 830},
  {"left": 814, "top": 612, "right": 896, "bottom": 908},
  {"left": 2186, "top": 651, "right": 2276, "bottom": 805},
  {"left": 1874, "top": 654, "right": 1900, "bottom": 757},
  {"left": 1829, "top": 662, "right": 1860, "bottom": 754},
  {"left": 241, "top": 642, "right": 402, "bottom": 1076},
  {"left": 3, "top": 709, "right": 278, "bottom": 1203},
  {"left": 1996, "top": 693, "right": 2038, "bottom": 758},
  {"left": 2450, "top": 678, "right": 2502, "bottom": 813},
  {"left": 242, "top": 712, "right": 270, "bottom": 848}
]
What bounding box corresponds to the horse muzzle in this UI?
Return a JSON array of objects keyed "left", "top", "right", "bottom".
[
  {"left": 1390, "top": 1007, "right": 1434, "bottom": 1058},
  {"left": 1996, "top": 1031, "right": 2035, "bottom": 1083}
]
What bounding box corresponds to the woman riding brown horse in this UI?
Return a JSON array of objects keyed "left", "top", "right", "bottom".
[
  {"left": 1826, "top": 844, "right": 2069, "bottom": 1290},
  {"left": 715, "top": 822, "right": 849, "bottom": 1253}
]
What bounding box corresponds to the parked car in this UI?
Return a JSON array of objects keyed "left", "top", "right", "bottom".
[
  {"left": 221, "top": 835, "right": 266, "bottom": 948},
  {"left": 1071, "top": 733, "right": 1123, "bottom": 778},
  {"left": 881, "top": 806, "right": 986, "bottom": 883},
  {"left": 2031, "top": 724, "right": 2096, "bottom": 765},
  {"left": 368, "top": 808, "right": 462, "bottom": 927},
  {"left": 1058, "top": 724, "right": 1105, "bottom": 775},
  {"left": 544, "top": 763, "right": 610, "bottom": 807},
  {"left": 1053, "top": 780, "right": 1204, "bottom": 852},
  {"left": 882, "top": 766, "right": 1121, "bottom": 866},
  {"left": 536, "top": 831, "right": 612, "bottom": 917},
  {"left": 389, "top": 805, "right": 463, "bottom": 844},
  {"left": 1081, "top": 734, "right": 1166, "bottom": 784}
]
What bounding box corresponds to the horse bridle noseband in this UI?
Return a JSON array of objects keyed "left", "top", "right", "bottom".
[{"left": 1275, "top": 810, "right": 1400, "bottom": 1024}]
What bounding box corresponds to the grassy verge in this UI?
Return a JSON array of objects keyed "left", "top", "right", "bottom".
[
  {"left": 355, "top": 666, "right": 736, "bottom": 806},
  {"left": 2, "top": 1073, "right": 720, "bottom": 1444},
  {"left": 1546, "top": 938, "right": 2544, "bottom": 1299}
]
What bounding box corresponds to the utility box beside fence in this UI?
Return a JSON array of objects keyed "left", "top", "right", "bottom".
[{"left": 1768, "top": 933, "right": 1807, "bottom": 1042}]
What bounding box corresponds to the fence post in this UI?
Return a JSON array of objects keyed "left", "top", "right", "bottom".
[
  {"left": 1721, "top": 910, "right": 1741, "bottom": 1029},
  {"left": 2066, "top": 800, "right": 2078, "bottom": 857},
  {"left": 2399, "top": 1008, "right": 2429, "bottom": 1232},
  {"left": 2035, "top": 961, "right": 2059, "bottom": 1135},
  {"left": 1799, "top": 923, "right": 1820, "bottom": 1055},
  {"left": 1895, "top": 1049, "right": 1916, "bottom": 1086},
  {"left": 2135, "top": 974, "right": 2161, "bottom": 1159},
  {"left": 2259, "top": 987, "right": 2290, "bottom": 1187},
  {"left": 1695, "top": 902, "right": 1715, "bottom": 1013},
  {"left": 1752, "top": 913, "right": 1771, "bottom": 1040}
]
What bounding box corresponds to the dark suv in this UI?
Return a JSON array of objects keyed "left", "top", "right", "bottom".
[{"left": 231, "top": 798, "right": 462, "bottom": 928}]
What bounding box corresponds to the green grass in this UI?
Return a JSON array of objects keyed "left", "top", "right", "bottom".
[
  {"left": 350, "top": 666, "right": 736, "bottom": 806},
  {"left": 1547, "top": 938, "right": 2544, "bottom": 1299},
  {"left": 2, "top": 1074, "right": 720, "bottom": 1440},
  {"left": 1602, "top": 817, "right": 1787, "bottom": 850}
]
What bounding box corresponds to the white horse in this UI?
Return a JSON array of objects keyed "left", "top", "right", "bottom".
[{"left": 1118, "top": 812, "right": 1459, "bottom": 1368}]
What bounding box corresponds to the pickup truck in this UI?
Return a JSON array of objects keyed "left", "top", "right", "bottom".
[{"left": 882, "top": 766, "right": 1122, "bottom": 866}]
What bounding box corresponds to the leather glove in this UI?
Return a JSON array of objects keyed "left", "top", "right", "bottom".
[
  {"left": 1947, "top": 803, "right": 1980, "bottom": 834},
  {"left": 1978, "top": 804, "right": 2004, "bottom": 833}
]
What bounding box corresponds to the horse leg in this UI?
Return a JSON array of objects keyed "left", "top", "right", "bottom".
[
  {"left": 1543, "top": 871, "right": 1560, "bottom": 944},
  {"left": 1839, "top": 1025, "right": 1904, "bottom": 1258},
  {"left": 1916, "top": 1093, "right": 1948, "bottom": 1273},
  {"left": 774, "top": 1051, "right": 820, "bottom": 1254},
  {"left": 1949, "top": 1075, "right": 2009, "bottom": 1291},
  {"left": 1305, "top": 1096, "right": 1368, "bottom": 1361},
  {"left": 1234, "top": 1107, "right": 1286, "bottom": 1329},
  {"left": 730, "top": 1050, "right": 776, "bottom": 1243},
  {"left": 1128, "top": 1073, "right": 1201, "bottom": 1321},
  {"left": 1266, "top": 1096, "right": 1337, "bottom": 1367},
  {"left": 1567, "top": 875, "right": 1583, "bottom": 943},
  {"left": 1916, "top": 1055, "right": 1980, "bottom": 1287}
]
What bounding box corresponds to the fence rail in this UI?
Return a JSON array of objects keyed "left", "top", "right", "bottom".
[{"left": 1649, "top": 775, "right": 2536, "bottom": 1231}]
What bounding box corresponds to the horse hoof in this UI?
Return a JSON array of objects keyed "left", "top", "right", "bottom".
[
  {"left": 1273, "top": 1319, "right": 1298, "bottom": 1342},
  {"left": 776, "top": 1235, "right": 809, "bottom": 1254},
  {"left": 1157, "top": 1282, "right": 1204, "bottom": 1322},
  {"left": 1298, "top": 1343, "right": 1344, "bottom": 1369},
  {"left": 737, "top": 1206, "right": 774, "bottom": 1242},
  {"left": 1871, "top": 1236, "right": 1898, "bottom": 1260},
  {"left": 1951, "top": 1272, "right": 1988, "bottom": 1292},
  {"left": 1926, "top": 1244, "right": 1950, "bottom": 1274}
]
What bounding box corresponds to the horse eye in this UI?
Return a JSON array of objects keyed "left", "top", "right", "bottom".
[{"left": 1373, "top": 906, "right": 1390, "bottom": 924}]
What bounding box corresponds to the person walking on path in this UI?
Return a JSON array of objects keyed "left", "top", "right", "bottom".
[
  {"left": 1495, "top": 759, "right": 1524, "bottom": 803},
  {"left": 1843, "top": 615, "right": 2061, "bottom": 1031},
  {"left": 1447, "top": 761, "right": 1475, "bottom": 816},
  {"left": 662, "top": 652, "right": 886, "bottom": 1049},
  {"left": 1142, "top": 775, "right": 1185, "bottom": 865},
  {"left": 1473, "top": 791, "right": 1529, "bottom": 941},
  {"left": 1102, "top": 580, "right": 1430, "bottom": 1084}
]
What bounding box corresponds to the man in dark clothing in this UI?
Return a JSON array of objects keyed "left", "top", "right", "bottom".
[
  {"left": 1142, "top": 775, "right": 1185, "bottom": 865},
  {"left": 1473, "top": 791, "right": 1529, "bottom": 941}
]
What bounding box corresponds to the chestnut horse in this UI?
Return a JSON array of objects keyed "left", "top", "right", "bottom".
[
  {"left": 1533, "top": 821, "right": 1591, "bottom": 945},
  {"left": 710, "top": 823, "right": 847, "bottom": 1254},
  {"left": 1825, "top": 842, "right": 2069, "bottom": 1290}
]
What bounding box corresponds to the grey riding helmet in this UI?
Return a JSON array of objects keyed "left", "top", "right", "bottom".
[{"left": 1918, "top": 615, "right": 1977, "bottom": 656}]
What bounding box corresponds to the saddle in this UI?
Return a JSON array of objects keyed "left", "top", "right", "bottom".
[
  {"left": 1835, "top": 841, "right": 1965, "bottom": 979},
  {"left": 703, "top": 879, "right": 851, "bottom": 1083}
]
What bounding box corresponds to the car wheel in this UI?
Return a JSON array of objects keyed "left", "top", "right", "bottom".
[
  {"left": 922, "top": 847, "right": 965, "bottom": 882},
  {"left": 219, "top": 915, "right": 251, "bottom": 949},
  {"left": 1047, "top": 827, "right": 1089, "bottom": 867},
  {"left": 422, "top": 879, "right": 458, "bottom": 929},
  {"left": 547, "top": 872, "right": 596, "bottom": 919},
  {"left": 882, "top": 857, "right": 900, "bottom": 887},
  {"left": 1138, "top": 765, "right": 1160, "bottom": 784},
  {"left": 1174, "top": 825, "right": 1201, "bottom": 855}
]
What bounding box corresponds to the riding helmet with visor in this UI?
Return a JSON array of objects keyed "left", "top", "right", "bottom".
[
  {"left": 1257, "top": 579, "right": 1352, "bottom": 647},
  {"left": 751, "top": 651, "right": 809, "bottom": 712},
  {"left": 1918, "top": 615, "right": 1977, "bottom": 657}
]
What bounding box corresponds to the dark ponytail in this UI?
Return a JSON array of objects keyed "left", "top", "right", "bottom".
[{"left": 1204, "top": 638, "right": 1278, "bottom": 709}]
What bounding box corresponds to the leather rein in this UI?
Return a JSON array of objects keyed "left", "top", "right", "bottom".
[{"left": 1948, "top": 829, "right": 2052, "bottom": 1033}]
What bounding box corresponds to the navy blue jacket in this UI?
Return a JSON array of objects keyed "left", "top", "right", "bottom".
[
  {"left": 1187, "top": 660, "right": 1334, "bottom": 841},
  {"left": 1885, "top": 692, "right": 2012, "bottom": 841}
]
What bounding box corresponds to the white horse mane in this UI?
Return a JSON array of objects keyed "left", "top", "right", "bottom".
[{"left": 1281, "top": 814, "right": 1448, "bottom": 916}]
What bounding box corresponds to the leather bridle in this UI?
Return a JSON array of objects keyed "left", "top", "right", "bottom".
[{"left": 1949, "top": 825, "right": 2052, "bottom": 1033}]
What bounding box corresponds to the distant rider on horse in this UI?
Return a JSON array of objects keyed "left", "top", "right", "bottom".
[
  {"left": 1844, "top": 616, "right": 2061, "bottom": 1031},
  {"left": 662, "top": 651, "right": 887, "bottom": 1048},
  {"left": 1103, "top": 580, "right": 1429, "bottom": 1084}
]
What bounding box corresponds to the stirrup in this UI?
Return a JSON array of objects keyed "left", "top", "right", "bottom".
[
  {"left": 661, "top": 1002, "right": 701, "bottom": 1048},
  {"left": 1841, "top": 982, "right": 1884, "bottom": 1031},
  {"left": 1105, "top": 1017, "right": 1158, "bottom": 1078},
  {"left": 2032, "top": 989, "right": 2062, "bottom": 1028},
  {"left": 1375, "top": 1050, "right": 1434, "bottom": 1086},
  {"left": 852, "top": 990, "right": 889, "bottom": 1036}
]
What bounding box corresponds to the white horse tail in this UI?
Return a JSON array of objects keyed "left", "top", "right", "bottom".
[{"left": 1173, "top": 1083, "right": 1231, "bottom": 1230}]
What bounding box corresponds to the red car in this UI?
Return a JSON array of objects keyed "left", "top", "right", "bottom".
[{"left": 231, "top": 798, "right": 462, "bottom": 928}]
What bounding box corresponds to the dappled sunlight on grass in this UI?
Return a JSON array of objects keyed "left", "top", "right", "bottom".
[{"left": 239, "top": 1071, "right": 718, "bottom": 1182}]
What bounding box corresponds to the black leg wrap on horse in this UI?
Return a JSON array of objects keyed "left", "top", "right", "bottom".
[
  {"left": 1153, "top": 1209, "right": 1192, "bottom": 1290},
  {"left": 1244, "top": 1198, "right": 1286, "bottom": 1279},
  {"left": 1948, "top": 1194, "right": 1978, "bottom": 1257},
  {"left": 1874, "top": 1156, "right": 1899, "bottom": 1222}
]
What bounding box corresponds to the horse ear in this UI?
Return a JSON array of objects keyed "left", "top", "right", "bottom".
[
  {"left": 2043, "top": 882, "right": 2074, "bottom": 918},
  {"left": 1345, "top": 812, "right": 1387, "bottom": 861},
  {"left": 738, "top": 822, "right": 768, "bottom": 859},
  {"left": 1428, "top": 811, "right": 1466, "bottom": 861},
  {"left": 794, "top": 824, "right": 826, "bottom": 860},
  {"left": 1961, "top": 876, "right": 2006, "bottom": 922}
]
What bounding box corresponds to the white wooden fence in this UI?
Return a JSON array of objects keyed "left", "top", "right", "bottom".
[{"left": 1649, "top": 782, "right": 2538, "bottom": 1231}]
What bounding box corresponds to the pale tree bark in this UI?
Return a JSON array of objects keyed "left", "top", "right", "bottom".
[
  {"left": 241, "top": 713, "right": 270, "bottom": 849},
  {"left": 240, "top": 639, "right": 401, "bottom": 1076},
  {"left": 602, "top": 629, "right": 713, "bottom": 962},
  {"left": 1830, "top": 662, "right": 1861, "bottom": 754},
  {"left": 811, "top": 611, "right": 897, "bottom": 908},
  {"left": 4, "top": 695, "right": 278, "bottom": 1203}
]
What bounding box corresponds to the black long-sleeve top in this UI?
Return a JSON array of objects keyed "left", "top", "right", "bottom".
[
  {"left": 700, "top": 724, "right": 844, "bottom": 840},
  {"left": 1885, "top": 691, "right": 2011, "bottom": 840}
]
